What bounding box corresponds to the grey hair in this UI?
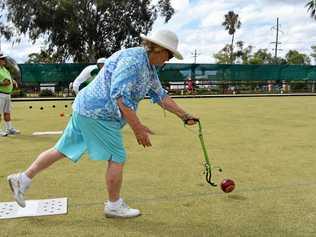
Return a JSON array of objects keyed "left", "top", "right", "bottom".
[{"left": 142, "top": 39, "right": 165, "bottom": 53}]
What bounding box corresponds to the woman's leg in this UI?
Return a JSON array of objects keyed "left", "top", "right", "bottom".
[
  {"left": 104, "top": 160, "right": 141, "bottom": 218},
  {"left": 25, "top": 147, "right": 66, "bottom": 178},
  {"left": 106, "top": 160, "right": 124, "bottom": 202},
  {"left": 7, "top": 148, "right": 65, "bottom": 207}
]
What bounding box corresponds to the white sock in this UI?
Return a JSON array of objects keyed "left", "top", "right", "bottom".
[
  {"left": 5, "top": 121, "right": 12, "bottom": 130},
  {"left": 20, "top": 172, "right": 32, "bottom": 192},
  {"left": 108, "top": 198, "right": 123, "bottom": 210}
]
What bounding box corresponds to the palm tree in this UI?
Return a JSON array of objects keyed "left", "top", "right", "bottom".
[
  {"left": 306, "top": 1, "right": 316, "bottom": 19},
  {"left": 222, "top": 11, "right": 241, "bottom": 64}
]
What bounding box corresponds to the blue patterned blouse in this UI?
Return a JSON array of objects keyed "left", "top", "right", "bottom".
[{"left": 72, "top": 47, "right": 168, "bottom": 127}]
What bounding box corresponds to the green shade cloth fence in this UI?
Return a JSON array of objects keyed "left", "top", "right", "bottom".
[
  {"left": 158, "top": 64, "right": 316, "bottom": 83},
  {"left": 18, "top": 63, "right": 316, "bottom": 86},
  {"left": 19, "top": 63, "right": 89, "bottom": 86}
]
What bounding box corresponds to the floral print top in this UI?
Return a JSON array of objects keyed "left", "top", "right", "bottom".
[{"left": 72, "top": 47, "right": 167, "bottom": 127}]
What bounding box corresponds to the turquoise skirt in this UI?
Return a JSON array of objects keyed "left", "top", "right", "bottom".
[{"left": 55, "top": 112, "right": 126, "bottom": 163}]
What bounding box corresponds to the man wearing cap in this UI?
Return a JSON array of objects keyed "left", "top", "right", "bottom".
[
  {"left": 7, "top": 30, "right": 198, "bottom": 218},
  {"left": 71, "top": 57, "right": 105, "bottom": 95},
  {"left": 0, "top": 53, "right": 19, "bottom": 136}
]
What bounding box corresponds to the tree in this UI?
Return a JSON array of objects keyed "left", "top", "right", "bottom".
[
  {"left": 214, "top": 41, "right": 252, "bottom": 64},
  {"left": 1, "top": 0, "right": 174, "bottom": 62},
  {"left": 285, "top": 50, "right": 311, "bottom": 65},
  {"left": 213, "top": 44, "right": 232, "bottom": 64},
  {"left": 273, "top": 57, "right": 287, "bottom": 65},
  {"left": 26, "top": 49, "right": 59, "bottom": 64},
  {"left": 249, "top": 49, "right": 273, "bottom": 64},
  {"left": 306, "top": 0, "right": 316, "bottom": 19},
  {"left": 222, "top": 11, "right": 241, "bottom": 64},
  {"left": 310, "top": 45, "right": 316, "bottom": 64},
  {"left": 234, "top": 41, "right": 253, "bottom": 64},
  {"left": 0, "top": 2, "right": 13, "bottom": 42}
]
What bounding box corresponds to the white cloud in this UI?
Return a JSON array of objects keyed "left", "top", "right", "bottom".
[
  {"left": 1, "top": 0, "right": 316, "bottom": 63},
  {"left": 171, "top": 0, "right": 189, "bottom": 11},
  {"left": 154, "top": 0, "right": 316, "bottom": 63},
  {"left": 1, "top": 37, "right": 43, "bottom": 63}
]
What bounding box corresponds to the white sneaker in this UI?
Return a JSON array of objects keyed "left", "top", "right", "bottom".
[
  {"left": 104, "top": 201, "right": 141, "bottom": 218},
  {"left": 0, "top": 130, "right": 8, "bottom": 137},
  {"left": 7, "top": 173, "right": 28, "bottom": 208},
  {"left": 6, "top": 128, "right": 20, "bottom": 135}
]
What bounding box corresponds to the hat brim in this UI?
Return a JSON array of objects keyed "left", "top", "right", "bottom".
[{"left": 140, "top": 34, "right": 183, "bottom": 60}]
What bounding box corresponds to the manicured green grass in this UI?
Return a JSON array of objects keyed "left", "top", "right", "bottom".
[{"left": 0, "top": 97, "right": 316, "bottom": 237}]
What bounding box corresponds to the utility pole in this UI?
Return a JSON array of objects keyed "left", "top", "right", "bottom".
[
  {"left": 191, "top": 49, "right": 201, "bottom": 64},
  {"left": 271, "top": 17, "right": 282, "bottom": 63},
  {"left": 274, "top": 17, "right": 280, "bottom": 60},
  {"left": 190, "top": 49, "right": 201, "bottom": 81}
]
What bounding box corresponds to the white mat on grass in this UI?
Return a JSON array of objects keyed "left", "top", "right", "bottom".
[
  {"left": 32, "top": 131, "right": 63, "bottom": 136},
  {"left": 0, "top": 197, "right": 68, "bottom": 219}
]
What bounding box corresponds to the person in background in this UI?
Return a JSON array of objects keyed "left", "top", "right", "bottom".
[
  {"left": 71, "top": 57, "right": 106, "bottom": 94},
  {"left": 7, "top": 30, "right": 198, "bottom": 218},
  {"left": 185, "top": 76, "right": 195, "bottom": 94},
  {"left": 0, "top": 53, "right": 20, "bottom": 136}
]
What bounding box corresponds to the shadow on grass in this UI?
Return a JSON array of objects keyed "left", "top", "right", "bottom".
[{"left": 227, "top": 194, "right": 247, "bottom": 201}]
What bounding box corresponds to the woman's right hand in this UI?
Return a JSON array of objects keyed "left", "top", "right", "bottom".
[{"left": 132, "top": 124, "right": 154, "bottom": 147}]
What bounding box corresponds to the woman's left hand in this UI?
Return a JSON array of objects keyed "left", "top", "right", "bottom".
[{"left": 181, "top": 113, "right": 199, "bottom": 126}]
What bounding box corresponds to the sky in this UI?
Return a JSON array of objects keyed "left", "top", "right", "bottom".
[{"left": 1, "top": 0, "right": 316, "bottom": 64}]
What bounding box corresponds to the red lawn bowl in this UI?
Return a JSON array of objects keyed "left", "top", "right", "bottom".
[{"left": 221, "top": 179, "right": 235, "bottom": 193}]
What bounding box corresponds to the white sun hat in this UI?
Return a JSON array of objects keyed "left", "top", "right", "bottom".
[
  {"left": 97, "top": 57, "right": 106, "bottom": 64},
  {"left": 140, "top": 30, "right": 183, "bottom": 60}
]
